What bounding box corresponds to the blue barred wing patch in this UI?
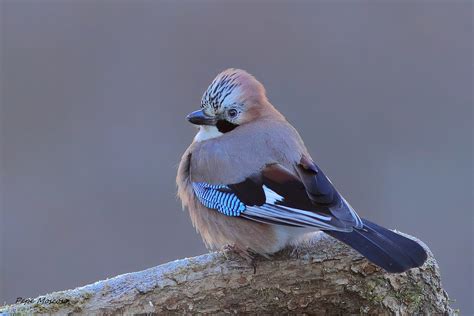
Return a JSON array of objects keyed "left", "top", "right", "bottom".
[{"left": 192, "top": 182, "right": 246, "bottom": 216}]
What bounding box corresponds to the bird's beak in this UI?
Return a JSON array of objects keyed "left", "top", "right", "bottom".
[{"left": 186, "top": 109, "right": 217, "bottom": 126}]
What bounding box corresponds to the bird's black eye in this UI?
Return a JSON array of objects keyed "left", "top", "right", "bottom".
[{"left": 228, "top": 109, "right": 238, "bottom": 118}]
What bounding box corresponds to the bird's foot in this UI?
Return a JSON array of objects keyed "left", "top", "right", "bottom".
[
  {"left": 290, "top": 246, "right": 301, "bottom": 259},
  {"left": 223, "top": 245, "right": 258, "bottom": 274}
]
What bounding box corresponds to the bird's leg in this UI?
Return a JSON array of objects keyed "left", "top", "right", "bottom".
[
  {"left": 223, "top": 244, "right": 258, "bottom": 273},
  {"left": 223, "top": 244, "right": 254, "bottom": 261},
  {"left": 290, "top": 246, "right": 301, "bottom": 259}
]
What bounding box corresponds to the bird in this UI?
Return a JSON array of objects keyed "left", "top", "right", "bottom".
[{"left": 176, "top": 68, "right": 427, "bottom": 273}]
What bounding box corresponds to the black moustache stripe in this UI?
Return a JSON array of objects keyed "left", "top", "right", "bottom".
[{"left": 216, "top": 120, "right": 239, "bottom": 133}]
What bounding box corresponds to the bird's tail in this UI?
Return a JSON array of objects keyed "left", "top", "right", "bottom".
[{"left": 324, "top": 218, "right": 427, "bottom": 273}]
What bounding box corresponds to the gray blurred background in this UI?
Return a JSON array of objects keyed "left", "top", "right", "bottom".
[{"left": 1, "top": 0, "right": 472, "bottom": 313}]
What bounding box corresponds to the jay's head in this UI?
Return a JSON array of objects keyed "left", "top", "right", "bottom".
[{"left": 187, "top": 69, "right": 281, "bottom": 135}]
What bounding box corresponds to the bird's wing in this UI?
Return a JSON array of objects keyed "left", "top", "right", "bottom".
[{"left": 191, "top": 158, "right": 363, "bottom": 232}]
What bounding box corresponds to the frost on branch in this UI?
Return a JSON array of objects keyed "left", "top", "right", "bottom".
[{"left": 0, "top": 232, "right": 453, "bottom": 315}]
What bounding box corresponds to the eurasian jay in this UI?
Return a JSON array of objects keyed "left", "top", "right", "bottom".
[{"left": 177, "top": 68, "right": 427, "bottom": 273}]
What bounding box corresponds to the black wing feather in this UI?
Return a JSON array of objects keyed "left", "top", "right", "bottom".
[
  {"left": 225, "top": 163, "right": 355, "bottom": 231},
  {"left": 228, "top": 178, "right": 265, "bottom": 206}
]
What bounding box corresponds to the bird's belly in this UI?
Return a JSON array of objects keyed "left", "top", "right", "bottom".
[
  {"left": 272, "top": 226, "right": 321, "bottom": 250},
  {"left": 189, "top": 201, "right": 278, "bottom": 254},
  {"left": 189, "top": 196, "right": 315, "bottom": 255}
]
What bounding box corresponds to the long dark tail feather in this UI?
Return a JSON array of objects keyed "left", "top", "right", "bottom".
[{"left": 324, "top": 218, "right": 428, "bottom": 273}]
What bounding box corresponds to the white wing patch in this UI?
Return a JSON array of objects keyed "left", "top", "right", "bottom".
[
  {"left": 263, "top": 186, "right": 331, "bottom": 221},
  {"left": 241, "top": 186, "right": 350, "bottom": 231},
  {"left": 263, "top": 185, "right": 284, "bottom": 203}
]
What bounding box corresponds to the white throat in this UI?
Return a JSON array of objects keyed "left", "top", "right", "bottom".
[{"left": 194, "top": 126, "right": 223, "bottom": 142}]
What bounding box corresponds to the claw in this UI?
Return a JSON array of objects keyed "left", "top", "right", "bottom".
[
  {"left": 291, "top": 246, "right": 300, "bottom": 259},
  {"left": 223, "top": 244, "right": 259, "bottom": 273},
  {"left": 252, "top": 261, "right": 257, "bottom": 274}
]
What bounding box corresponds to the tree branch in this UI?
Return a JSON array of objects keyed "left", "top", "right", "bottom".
[{"left": 1, "top": 232, "right": 453, "bottom": 315}]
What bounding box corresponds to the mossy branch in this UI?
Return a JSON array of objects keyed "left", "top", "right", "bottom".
[{"left": 0, "top": 232, "right": 453, "bottom": 315}]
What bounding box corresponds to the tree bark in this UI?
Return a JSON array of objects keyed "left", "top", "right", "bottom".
[{"left": 1, "top": 232, "right": 453, "bottom": 315}]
